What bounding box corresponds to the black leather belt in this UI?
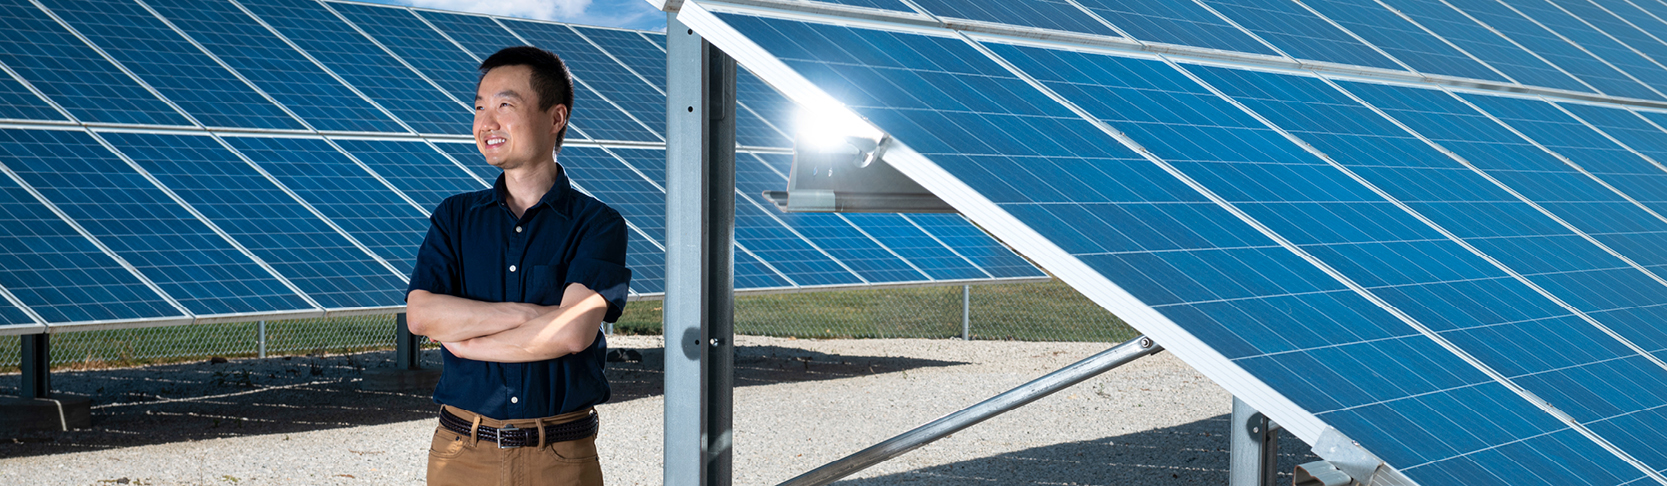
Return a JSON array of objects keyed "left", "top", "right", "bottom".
[{"left": 439, "top": 408, "right": 598, "bottom": 449}]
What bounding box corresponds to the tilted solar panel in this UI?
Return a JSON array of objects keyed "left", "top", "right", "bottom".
[
  {"left": 331, "top": 138, "right": 488, "bottom": 212},
  {"left": 236, "top": 0, "right": 469, "bottom": 134},
  {"left": 908, "top": 0, "right": 1121, "bottom": 37},
  {"left": 505, "top": 20, "right": 667, "bottom": 142},
  {"left": 326, "top": 2, "right": 484, "bottom": 109},
  {"left": 0, "top": 0, "right": 190, "bottom": 126},
  {"left": 2, "top": 128, "right": 313, "bottom": 317},
  {"left": 1300, "top": 0, "right": 1509, "bottom": 83},
  {"left": 1198, "top": 0, "right": 1404, "bottom": 71},
  {"left": 101, "top": 131, "right": 408, "bottom": 309},
  {"left": 1550, "top": 0, "right": 1667, "bottom": 80},
  {"left": 683, "top": 3, "right": 1667, "bottom": 482},
  {"left": 0, "top": 72, "right": 62, "bottom": 122},
  {"left": 1379, "top": 0, "right": 1595, "bottom": 93},
  {"left": 142, "top": 0, "right": 405, "bottom": 133},
  {"left": 44, "top": 0, "right": 305, "bottom": 130},
  {"left": 1449, "top": 0, "right": 1663, "bottom": 100},
  {"left": 1073, "top": 0, "right": 1281, "bottom": 56}
]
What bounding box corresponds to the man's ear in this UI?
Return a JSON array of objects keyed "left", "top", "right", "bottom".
[{"left": 550, "top": 104, "right": 569, "bottom": 136}]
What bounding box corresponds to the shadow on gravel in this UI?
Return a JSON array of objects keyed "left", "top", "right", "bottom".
[
  {"left": 0, "top": 344, "right": 963, "bottom": 459},
  {"left": 833, "top": 414, "right": 1318, "bottom": 486}
]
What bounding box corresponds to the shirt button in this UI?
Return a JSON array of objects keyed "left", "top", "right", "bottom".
[
  {"left": 509, "top": 265, "right": 517, "bottom": 272},
  {"left": 511, "top": 397, "right": 519, "bottom": 404},
  {"left": 515, "top": 226, "right": 523, "bottom": 233}
]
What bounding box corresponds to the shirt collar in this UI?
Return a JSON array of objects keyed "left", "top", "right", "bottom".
[{"left": 490, "top": 163, "right": 572, "bottom": 217}]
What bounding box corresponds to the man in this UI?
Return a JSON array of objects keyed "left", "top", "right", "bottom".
[{"left": 406, "top": 46, "right": 631, "bottom": 486}]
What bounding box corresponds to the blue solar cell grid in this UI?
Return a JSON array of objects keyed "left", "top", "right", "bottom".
[
  {"left": 1457, "top": 0, "right": 1663, "bottom": 100},
  {"left": 910, "top": 0, "right": 1120, "bottom": 37},
  {"left": 0, "top": 71, "right": 66, "bottom": 122},
  {"left": 236, "top": 0, "right": 468, "bottom": 134},
  {"left": 2, "top": 129, "right": 314, "bottom": 317},
  {"left": 0, "top": 130, "right": 183, "bottom": 324},
  {"left": 1299, "top": 0, "right": 1507, "bottom": 83},
  {"left": 734, "top": 153, "right": 928, "bottom": 283},
  {"left": 803, "top": 0, "right": 914, "bottom": 13},
  {"left": 736, "top": 67, "right": 800, "bottom": 145},
  {"left": 331, "top": 139, "right": 486, "bottom": 212},
  {"left": 506, "top": 21, "right": 665, "bottom": 142},
  {"left": 1199, "top": 0, "right": 1402, "bottom": 70},
  {"left": 1072, "top": 0, "right": 1280, "bottom": 56},
  {"left": 1379, "top": 0, "right": 1593, "bottom": 93},
  {"left": 714, "top": 12, "right": 1660, "bottom": 484},
  {"left": 143, "top": 0, "right": 404, "bottom": 133},
  {"left": 222, "top": 135, "right": 427, "bottom": 275},
  {"left": 0, "top": 294, "right": 33, "bottom": 326},
  {"left": 327, "top": 2, "right": 483, "bottom": 107},
  {"left": 45, "top": 0, "right": 304, "bottom": 130},
  {"left": 1553, "top": 0, "right": 1667, "bottom": 79},
  {"left": 0, "top": 0, "right": 189, "bottom": 126},
  {"left": 101, "top": 132, "right": 408, "bottom": 309}
]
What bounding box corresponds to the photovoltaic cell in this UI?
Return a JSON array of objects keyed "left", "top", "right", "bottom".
[
  {"left": 1179, "top": 66, "right": 1667, "bottom": 479},
  {"left": 2, "top": 129, "right": 313, "bottom": 317},
  {"left": 45, "top": 0, "right": 304, "bottom": 130},
  {"left": 1300, "top": 0, "right": 1507, "bottom": 83},
  {"left": 734, "top": 152, "right": 928, "bottom": 283},
  {"left": 1199, "top": 0, "right": 1402, "bottom": 70},
  {"left": 330, "top": 139, "right": 486, "bottom": 212},
  {"left": 0, "top": 0, "right": 189, "bottom": 126},
  {"left": 327, "top": 2, "right": 482, "bottom": 107},
  {"left": 222, "top": 135, "right": 427, "bottom": 275},
  {"left": 0, "top": 131, "right": 181, "bottom": 324},
  {"left": 909, "top": 0, "right": 1120, "bottom": 37},
  {"left": 100, "top": 131, "right": 407, "bottom": 309},
  {"left": 802, "top": 0, "right": 914, "bottom": 12},
  {"left": 712, "top": 12, "right": 1651, "bottom": 484},
  {"left": 236, "top": 0, "right": 469, "bottom": 134},
  {"left": 0, "top": 71, "right": 66, "bottom": 122},
  {"left": 1476, "top": 0, "right": 1667, "bottom": 100},
  {"left": 505, "top": 21, "right": 665, "bottom": 141},
  {"left": 144, "top": 0, "right": 404, "bottom": 133},
  {"left": 0, "top": 296, "right": 32, "bottom": 326},
  {"left": 413, "top": 10, "right": 647, "bottom": 143},
  {"left": 1071, "top": 0, "right": 1281, "bottom": 56},
  {"left": 1594, "top": 0, "right": 1667, "bottom": 46},
  {"left": 904, "top": 213, "right": 1045, "bottom": 279},
  {"left": 1551, "top": 0, "right": 1667, "bottom": 79},
  {"left": 736, "top": 67, "right": 799, "bottom": 144},
  {"left": 1379, "top": 0, "right": 1593, "bottom": 93}
]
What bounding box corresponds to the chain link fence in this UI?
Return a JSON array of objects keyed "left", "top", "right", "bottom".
[{"left": 2, "top": 280, "right": 1134, "bottom": 371}]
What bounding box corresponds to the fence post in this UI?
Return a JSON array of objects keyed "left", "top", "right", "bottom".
[
  {"left": 258, "top": 321, "right": 267, "bottom": 359},
  {"left": 961, "top": 285, "right": 971, "bottom": 341},
  {"left": 20, "top": 333, "right": 48, "bottom": 399}
]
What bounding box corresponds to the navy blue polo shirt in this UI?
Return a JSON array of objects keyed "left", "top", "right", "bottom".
[{"left": 407, "top": 165, "right": 631, "bottom": 420}]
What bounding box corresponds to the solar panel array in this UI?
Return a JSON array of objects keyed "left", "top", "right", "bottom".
[
  {"left": 0, "top": 0, "right": 1046, "bottom": 335},
  {"left": 673, "top": 0, "right": 1667, "bottom": 484}
]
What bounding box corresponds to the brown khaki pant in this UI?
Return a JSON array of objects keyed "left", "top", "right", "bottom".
[{"left": 427, "top": 405, "right": 603, "bottom": 486}]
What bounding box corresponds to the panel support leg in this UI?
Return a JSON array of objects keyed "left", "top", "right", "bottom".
[
  {"left": 1231, "top": 396, "right": 1280, "bottom": 486},
  {"left": 666, "top": 11, "right": 737, "bottom": 486},
  {"left": 361, "top": 312, "right": 441, "bottom": 391},
  {"left": 396, "top": 312, "right": 419, "bottom": 371},
  {"left": 961, "top": 285, "right": 971, "bottom": 340},
  {"left": 21, "top": 333, "right": 48, "bottom": 399}
]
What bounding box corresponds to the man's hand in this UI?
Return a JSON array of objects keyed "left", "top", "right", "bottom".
[{"left": 421, "top": 283, "right": 611, "bottom": 363}]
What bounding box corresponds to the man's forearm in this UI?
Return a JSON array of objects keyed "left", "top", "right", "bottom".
[
  {"left": 442, "top": 284, "right": 610, "bottom": 363},
  {"left": 406, "top": 290, "right": 546, "bottom": 342}
]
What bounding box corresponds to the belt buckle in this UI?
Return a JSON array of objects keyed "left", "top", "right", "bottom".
[{"left": 498, "top": 424, "right": 520, "bottom": 449}]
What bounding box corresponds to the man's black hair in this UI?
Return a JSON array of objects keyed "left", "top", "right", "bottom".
[{"left": 479, "top": 46, "right": 576, "bottom": 149}]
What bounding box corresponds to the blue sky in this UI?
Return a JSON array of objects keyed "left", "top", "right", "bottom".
[{"left": 359, "top": 0, "right": 667, "bottom": 31}]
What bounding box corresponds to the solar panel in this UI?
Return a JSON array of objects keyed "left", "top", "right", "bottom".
[
  {"left": 686, "top": 3, "right": 1667, "bottom": 482},
  {"left": 220, "top": 135, "right": 428, "bottom": 275},
  {"left": 44, "top": 0, "right": 305, "bottom": 130},
  {"left": 504, "top": 20, "right": 667, "bottom": 141},
  {"left": 330, "top": 138, "right": 488, "bottom": 211},
  {"left": 909, "top": 0, "right": 1121, "bottom": 37},
  {"left": 142, "top": 0, "right": 405, "bottom": 133},
  {"left": 1072, "top": 0, "right": 1281, "bottom": 56},
  {"left": 0, "top": 69, "right": 67, "bottom": 122},
  {"left": 1450, "top": 0, "right": 1663, "bottom": 100},
  {"left": 100, "top": 131, "right": 407, "bottom": 309},
  {"left": 0, "top": 0, "right": 189, "bottom": 126},
  {"left": 0, "top": 130, "right": 183, "bottom": 324},
  {"left": 1198, "top": 0, "right": 1404, "bottom": 70},
  {"left": 235, "top": 0, "right": 469, "bottom": 134},
  {"left": 1550, "top": 0, "right": 1667, "bottom": 79},
  {"left": 1299, "top": 0, "right": 1509, "bottom": 83},
  {"left": 412, "top": 9, "right": 652, "bottom": 143},
  {"left": 326, "top": 2, "right": 483, "bottom": 108},
  {"left": 0, "top": 128, "right": 313, "bottom": 317},
  {"left": 734, "top": 153, "right": 931, "bottom": 283},
  {"left": 1378, "top": 0, "right": 1594, "bottom": 93},
  {"left": 0, "top": 293, "right": 35, "bottom": 327}
]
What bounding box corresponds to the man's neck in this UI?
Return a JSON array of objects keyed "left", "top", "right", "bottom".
[{"left": 501, "top": 158, "right": 560, "bottom": 218}]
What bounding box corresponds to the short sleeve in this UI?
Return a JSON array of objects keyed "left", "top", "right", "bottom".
[
  {"left": 565, "top": 207, "right": 632, "bottom": 322},
  {"left": 407, "top": 198, "right": 461, "bottom": 300}
]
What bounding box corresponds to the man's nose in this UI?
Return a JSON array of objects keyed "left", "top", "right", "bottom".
[{"left": 475, "top": 110, "right": 499, "bottom": 131}]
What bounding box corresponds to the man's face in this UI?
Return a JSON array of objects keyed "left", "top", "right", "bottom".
[{"left": 474, "top": 65, "right": 567, "bottom": 170}]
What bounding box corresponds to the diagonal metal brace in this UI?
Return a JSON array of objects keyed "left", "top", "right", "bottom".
[{"left": 777, "top": 335, "right": 1163, "bottom": 486}]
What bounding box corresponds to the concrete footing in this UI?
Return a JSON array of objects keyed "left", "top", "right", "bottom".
[{"left": 0, "top": 396, "right": 92, "bottom": 434}]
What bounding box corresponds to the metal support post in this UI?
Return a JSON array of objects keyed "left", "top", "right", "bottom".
[
  {"left": 666, "top": 12, "right": 737, "bottom": 486},
  {"left": 395, "top": 313, "right": 420, "bottom": 370},
  {"left": 961, "top": 285, "right": 971, "bottom": 340},
  {"left": 777, "top": 336, "right": 1162, "bottom": 486},
  {"left": 1231, "top": 396, "right": 1280, "bottom": 486},
  {"left": 258, "top": 320, "right": 267, "bottom": 359},
  {"left": 20, "top": 333, "right": 48, "bottom": 399}
]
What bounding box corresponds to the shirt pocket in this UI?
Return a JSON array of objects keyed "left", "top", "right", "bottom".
[{"left": 525, "top": 263, "right": 568, "bottom": 305}]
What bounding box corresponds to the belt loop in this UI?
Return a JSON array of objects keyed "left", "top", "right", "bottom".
[
  {"left": 469, "top": 415, "right": 482, "bottom": 446},
  {"left": 535, "top": 417, "right": 547, "bottom": 448}
]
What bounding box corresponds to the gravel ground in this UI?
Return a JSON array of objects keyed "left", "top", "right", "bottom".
[{"left": 0, "top": 335, "right": 1314, "bottom": 485}]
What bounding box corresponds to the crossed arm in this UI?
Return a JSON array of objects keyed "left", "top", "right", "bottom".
[{"left": 406, "top": 283, "right": 610, "bottom": 363}]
